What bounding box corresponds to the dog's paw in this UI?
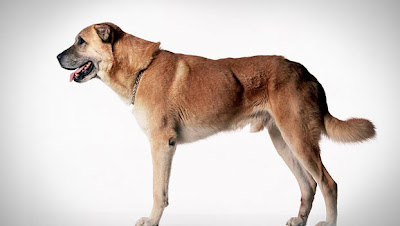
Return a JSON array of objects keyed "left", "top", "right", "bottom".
[
  {"left": 286, "top": 217, "right": 306, "bottom": 226},
  {"left": 135, "top": 217, "right": 158, "bottom": 226},
  {"left": 315, "top": 221, "right": 336, "bottom": 226}
]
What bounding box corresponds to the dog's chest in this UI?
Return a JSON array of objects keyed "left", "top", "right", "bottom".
[
  {"left": 133, "top": 107, "right": 217, "bottom": 142},
  {"left": 178, "top": 125, "right": 219, "bottom": 143},
  {"left": 133, "top": 106, "right": 150, "bottom": 135}
]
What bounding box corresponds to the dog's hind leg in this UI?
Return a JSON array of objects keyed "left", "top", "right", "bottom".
[
  {"left": 271, "top": 111, "right": 337, "bottom": 226},
  {"left": 267, "top": 120, "right": 317, "bottom": 226},
  {"left": 266, "top": 60, "right": 338, "bottom": 225}
]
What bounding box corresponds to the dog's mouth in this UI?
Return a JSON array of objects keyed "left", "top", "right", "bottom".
[{"left": 69, "top": 61, "right": 95, "bottom": 82}]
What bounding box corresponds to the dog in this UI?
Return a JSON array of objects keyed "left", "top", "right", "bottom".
[{"left": 57, "top": 22, "right": 375, "bottom": 226}]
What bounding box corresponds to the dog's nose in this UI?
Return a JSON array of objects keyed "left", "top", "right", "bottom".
[{"left": 57, "top": 53, "right": 63, "bottom": 62}]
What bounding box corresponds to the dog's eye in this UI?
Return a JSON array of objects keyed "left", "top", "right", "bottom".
[{"left": 77, "top": 36, "right": 86, "bottom": 45}]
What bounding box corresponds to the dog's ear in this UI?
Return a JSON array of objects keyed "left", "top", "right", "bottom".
[
  {"left": 94, "top": 23, "right": 123, "bottom": 44},
  {"left": 95, "top": 24, "right": 113, "bottom": 42}
]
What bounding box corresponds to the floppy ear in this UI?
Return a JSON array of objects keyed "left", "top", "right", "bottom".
[{"left": 94, "top": 24, "right": 113, "bottom": 42}]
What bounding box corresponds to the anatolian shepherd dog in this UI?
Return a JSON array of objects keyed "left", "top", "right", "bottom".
[{"left": 57, "top": 23, "right": 375, "bottom": 226}]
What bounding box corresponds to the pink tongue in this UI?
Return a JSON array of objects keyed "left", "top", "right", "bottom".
[{"left": 69, "top": 65, "right": 85, "bottom": 82}]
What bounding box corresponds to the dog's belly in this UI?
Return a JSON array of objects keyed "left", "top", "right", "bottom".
[{"left": 177, "top": 109, "right": 272, "bottom": 143}]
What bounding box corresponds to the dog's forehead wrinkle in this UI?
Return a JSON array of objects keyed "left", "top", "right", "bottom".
[{"left": 78, "top": 27, "right": 97, "bottom": 41}]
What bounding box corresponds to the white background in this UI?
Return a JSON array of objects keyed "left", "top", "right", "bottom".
[{"left": 1, "top": 0, "right": 399, "bottom": 225}]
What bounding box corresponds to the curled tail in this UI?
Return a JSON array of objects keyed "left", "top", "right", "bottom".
[{"left": 324, "top": 113, "right": 376, "bottom": 143}]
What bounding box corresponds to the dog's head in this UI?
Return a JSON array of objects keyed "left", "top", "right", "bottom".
[{"left": 57, "top": 23, "right": 123, "bottom": 83}]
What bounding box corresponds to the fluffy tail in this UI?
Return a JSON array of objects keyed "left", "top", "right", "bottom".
[{"left": 324, "top": 113, "right": 376, "bottom": 143}]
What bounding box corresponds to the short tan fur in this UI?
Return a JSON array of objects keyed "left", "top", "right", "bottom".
[{"left": 57, "top": 23, "right": 376, "bottom": 226}]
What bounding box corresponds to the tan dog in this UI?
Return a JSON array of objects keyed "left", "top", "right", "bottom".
[{"left": 57, "top": 22, "right": 375, "bottom": 226}]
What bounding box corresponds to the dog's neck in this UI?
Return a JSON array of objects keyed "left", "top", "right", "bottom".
[
  {"left": 105, "top": 34, "right": 160, "bottom": 104},
  {"left": 131, "top": 69, "right": 145, "bottom": 105}
]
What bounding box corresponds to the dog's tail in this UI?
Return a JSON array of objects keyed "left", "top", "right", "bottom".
[{"left": 323, "top": 113, "right": 376, "bottom": 143}]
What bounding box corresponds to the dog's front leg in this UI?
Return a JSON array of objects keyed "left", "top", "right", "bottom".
[{"left": 136, "top": 135, "right": 176, "bottom": 226}]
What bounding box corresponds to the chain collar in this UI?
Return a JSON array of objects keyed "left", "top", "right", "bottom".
[{"left": 131, "top": 69, "right": 145, "bottom": 105}]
